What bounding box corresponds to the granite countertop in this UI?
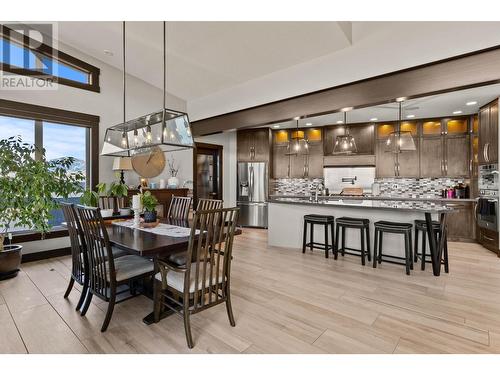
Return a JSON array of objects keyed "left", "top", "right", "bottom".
[
  {"left": 269, "top": 194, "right": 477, "bottom": 203},
  {"left": 269, "top": 197, "right": 454, "bottom": 213}
]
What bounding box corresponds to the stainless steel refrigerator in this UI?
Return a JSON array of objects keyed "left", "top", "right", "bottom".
[{"left": 237, "top": 162, "right": 268, "bottom": 228}]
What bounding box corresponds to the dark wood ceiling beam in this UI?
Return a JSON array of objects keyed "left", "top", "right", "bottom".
[{"left": 192, "top": 45, "right": 500, "bottom": 136}]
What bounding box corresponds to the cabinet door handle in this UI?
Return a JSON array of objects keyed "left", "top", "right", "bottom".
[
  {"left": 483, "top": 143, "right": 489, "bottom": 163},
  {"left": 486, "top": 143, "right": 490, "bottom": 162},
  {"left": 469, "top": 159, "right": 473, "bottom": 173}
]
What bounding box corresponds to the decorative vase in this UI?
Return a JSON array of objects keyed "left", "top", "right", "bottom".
[
  {"left": 167, "top": 176, "right": 179, "bottom": 188},
  {"left": 0, "top": 244, "right": 23, "bottom": 280},
  {"left": 144, "top": 210, "right": 157, "bottom": 223}
]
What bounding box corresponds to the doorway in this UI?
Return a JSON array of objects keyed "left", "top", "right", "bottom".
[{"left": 193, "top": 142, "right": 223, "bottom": 209}]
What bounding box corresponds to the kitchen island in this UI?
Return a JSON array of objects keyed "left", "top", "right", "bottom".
[{"left": 268, "top": 197, "right": 453, "bottom": 276}]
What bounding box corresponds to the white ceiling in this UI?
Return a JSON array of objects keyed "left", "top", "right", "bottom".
[
  {"left": 56, "top": 21, "right": 352, "bottom": 101},
  {"left": 263, "top": 83, "right": 500, "bottom": 129}
]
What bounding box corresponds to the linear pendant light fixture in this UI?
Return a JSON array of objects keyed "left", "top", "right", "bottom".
[
  {"left": 385, "top": 101, "right": 416, "bottom": 153},
  {"left": 101, "top": 21, "right": 194, "bottom": 157},
  {"left": 333, "top": 110, "right": 357, "bottom": 154}
]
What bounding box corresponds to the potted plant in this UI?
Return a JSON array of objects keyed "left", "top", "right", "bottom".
[
  {"left": 141, "top": 191, "right": 158, "bottom": 223},
  {"left": 0, "top": 136, "right": 84, "bottom": 280},
  {"left": 108, "top": 181, "right": 130, "bottom": 215}
]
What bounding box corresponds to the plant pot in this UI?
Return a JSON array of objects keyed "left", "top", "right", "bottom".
[
  {"left": 144, "top": 210, "right": 157, "bottom": 223},
  {"left": 167, "top": 176, "right": 179, "bottom": 188},
  {"left": 119, "top": 208, "right": 132, "bottom": 216},
  {"left": 0, "top": 245, "right": 22, "bottom": 280},
  {"left": 101, "top": 208, "right": 114, "bottom": 218}
]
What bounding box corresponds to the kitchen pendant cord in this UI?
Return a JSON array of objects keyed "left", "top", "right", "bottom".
[
  {"left": 163, "top": 21, "right": 166, "bottom": 108},
  {"left": 122, "top": 21, "right": 126, "bottom": 125}
]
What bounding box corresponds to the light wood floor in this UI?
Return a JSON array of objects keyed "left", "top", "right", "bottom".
[{"left": 1, "top": 228, "right": 500, "bottom": 354}]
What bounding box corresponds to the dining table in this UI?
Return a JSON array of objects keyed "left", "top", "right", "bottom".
[{"left": 106, "top": 218, "right": 242, "bottom": 324}]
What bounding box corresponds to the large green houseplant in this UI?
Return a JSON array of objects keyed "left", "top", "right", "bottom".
[{"left": 0, "top": 136, "right": 84, "bottom": 279}]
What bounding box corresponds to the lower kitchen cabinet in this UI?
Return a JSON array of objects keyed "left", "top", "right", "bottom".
[{"left": 445, "top": 202, "right": 475, "bottom": 242}]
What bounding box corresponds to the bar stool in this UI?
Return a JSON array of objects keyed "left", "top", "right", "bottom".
[
  {"left": 334, "top": 217, "right": 371, "bottom": 265},
  {"left": 302, "top": 214, "right": 335, "bottom": 258},
  {"left": 373, "top": 221, "right": 413, "bottom": 275},
  {"left": 414, "top": 219, "right": 449, "bottom": 273}
]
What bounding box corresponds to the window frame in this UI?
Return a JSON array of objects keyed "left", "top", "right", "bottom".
[
  {"left": 0, "top": 25, "right": 100, "bottom": 93},
  {"left": 0, "top": 98, "right": 100, "bottom": 240}
]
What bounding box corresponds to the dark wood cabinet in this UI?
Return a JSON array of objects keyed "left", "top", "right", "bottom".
[
  {"left": 289, "top": 154, "right": 306, "bottom": 178},
  {"left": 237, "top": 128, "right": 271, "bottom": 163},
  {"left": 420, "top": 137, "right": 443, "bottom": 177},
  {"left": 272, "top": 145, "right": 290, "bottom": 178},
  {"left": 478, "top": 100, "right": 498, "bottom": 164},
  {"left": 349, "top": 124, "right": 375, "bottom": 155},
  {"left": 446, "top": 202, "right": 475, "bottom": 242},
  {"left": 376, "top": 139, "right": 396, "bottom": 177},
  {"left": 323, "top": 125, "right": 345, "bottom": 155},
  {"left": 306, "top": 143, "right": 324, "bottom": 178},
  {"left": 397, "top": 139, "right": 419, "bottom": 177},
  {"left": 445, "top": 135, "right": 470, "bottom": 177}
]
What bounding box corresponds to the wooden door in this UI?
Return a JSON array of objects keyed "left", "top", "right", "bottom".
[
  {"left": 488, "top": 101, "right": 498, "bottom": 163},
  {"left": 306, "top": 143, "right": 324, "bottom": 178},
  {"left": 397, "top": 138, "right": 419, "bottom": 177},
  {"left": 376, "top": 139, "right": 396, "bottom": 177},
  {"left": 478, "top": 106, "right": 490, "bottom": 164},
  {"left": 237, "top": 130, "right": 253, "bottom": 162},
  {"left": 272, "top": 145, "right": 290, "bottom": 178},
  {"left": 252, "top": 128, "right": 271, "bottom": 162},
  {"left": 420, "top": 137, "right": 443, "bottom": 177},
  {"left": 445, "top": 135, "right": 470, "bottom": 177}
]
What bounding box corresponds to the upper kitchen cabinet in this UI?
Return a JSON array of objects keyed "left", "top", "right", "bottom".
[
  {"left": 478, "top": 99, "right": 498, "bottom": 164},
  {"left": 237, "top": 128, "right": 272, "bottom": 163},
  {"left": 376, "top": 139, "right": 397, "bottom": 177},
  {"left": 324, "top": 123, "right": 374, "bottom": 155},
  {"left": 420, "top": 137, "right": 444, "bottom": 177},
  {"left": 323, "top": 125, "right": 345, "bottom": 155},
  {"left": 422, "top": 120, "right": 442, "bottom": 137},
  {"left": 376, "top": 123, "right": 396, "bottom": 139},
  {"left": 306, "top": 142, "right": 324, "bottom": 178}
]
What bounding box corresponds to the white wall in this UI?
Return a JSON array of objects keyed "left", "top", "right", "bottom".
[
  {"left": 188, "top": 22, "right": 500, "bottom": 121},
  {"left": 195, "top": 131, "right": 237, "bottom": 207},
  {"left": 0, "top": 40, "right": 193, "bottom": 253}
]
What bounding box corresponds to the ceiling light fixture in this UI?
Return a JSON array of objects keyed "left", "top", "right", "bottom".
[
  {"left": 406, "top": 114, "right": 415, "bottom": 118},
  {"left": 336, "top": 120, "right": 344, "bottom": 124},
  {"left": 341, "top": 107, "right": 353, "bottom": 112},
  {"left": 101, "top": 22, "right": 194, "bottom": 157},
  {"left": 385, "top": 101, "right": 416, "bottom": 154},
  {"left": 453, "top": 110, "right": 463, "bottom": 115},
  {"left": 466, "top": 101, "right": 477, "bottom": 106},
  {"left": 333, "top": 110, "right": 357, "bottom": 155},
  {"left": 395, "top": 97, "right": 407, "bottom": 102},
  {"left": 273, "top": 125, "right": 280, "bottom": 129},
  {"left": 370, "top": 118, "right": 378, "bottom": 122},
  {"left": 305, "top": 122, "right": 312, "bottom": 126}
]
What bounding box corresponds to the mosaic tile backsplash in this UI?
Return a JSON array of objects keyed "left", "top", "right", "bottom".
[
  {"left": 273, "top": 178, "right": 324, "bottom": 196},
  {"left": 374, "top": 177, "right": 468, "bottom": 198}
]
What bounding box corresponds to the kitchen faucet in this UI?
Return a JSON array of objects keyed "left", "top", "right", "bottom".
[{"left": 314, "top": 182, "right": 325, "bottom": 203}]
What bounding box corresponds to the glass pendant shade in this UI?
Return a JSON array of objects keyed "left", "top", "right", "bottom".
[
  {"left": 333, "top": 134, "right": 357, "bottom": 154},
  {"left": 101, "top": 109, "right": 194, "bottom": 157},
  {"left": 385, "top": 130, "right": 416, "bottom": 153},
  {"left": 286, "top": 120, "right": 309, "bottom": 156}
]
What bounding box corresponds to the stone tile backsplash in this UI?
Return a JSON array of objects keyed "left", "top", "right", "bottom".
[
  {"left": 375, "top": 177, "right": 467, "bottom": 198},
  {"left": 273, "top": 178, "right": 324, "bottom": 196}
]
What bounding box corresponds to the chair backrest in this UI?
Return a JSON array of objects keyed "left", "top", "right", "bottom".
[
  {"left": 60, "top": 202, "right": 87, "bottom": 284},
  {"left": 99, "top": 196, "right": 127, "bottom": 210},
  {"left": 75, "top": 205, "right": 115, "bottom": 298},
  {"left": 184, "top": 207, "right": 239, "bottom": 312},
  {"left": 167, "top": 196, "right": 192, "bottom": 221},
  {"left": 196, "top": 198, "right": 223, "bottom": 211}
]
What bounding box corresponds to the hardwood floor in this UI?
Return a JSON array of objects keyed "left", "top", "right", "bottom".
[{"left": 1, "top": 228, "right": 500, "bottom": 353}]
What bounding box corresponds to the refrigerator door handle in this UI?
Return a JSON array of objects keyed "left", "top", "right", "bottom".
[{"left": 249, "top": 165, "right": 254, "bottom": 202}]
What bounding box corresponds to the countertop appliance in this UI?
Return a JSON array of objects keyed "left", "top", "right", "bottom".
[
  {"left": 477, "top": 164, "right": 498, "bottom": 232},
  {"left": 237, "top": 162, "right": 268, "bottom": 228}
]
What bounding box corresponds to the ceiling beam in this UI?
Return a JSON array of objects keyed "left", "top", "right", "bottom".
[{"left": 191, "top": 45, "right": 500, "bottom": 136}]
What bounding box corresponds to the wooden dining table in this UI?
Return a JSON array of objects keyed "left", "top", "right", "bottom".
[{"left": 106, "top": 218, "right": 241, "bottom": 324}]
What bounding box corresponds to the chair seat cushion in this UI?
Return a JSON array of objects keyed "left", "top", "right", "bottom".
[
  {"left": 155, "top": 263, "right": 226, "bottom": 293},
  {"left": 164, "top": 252, "right": 189, "bottom": 268},
  {"left": 375, "top": 221, "right": 412, "bottom": 229},
  {"left": 304, "top": 214, "right": 335, "bottom": 223},
  {"left": 414, "top": 219, "right": 441, "bottom": 228},
  {"left": 111, "top": 246, "right": 128, "bottom": 259},
  {"left": 106, "top": 255, "right": 154, "bottom": 282},
  {"left": 336, "top": 217, "right": 370, "bottom": 225}
]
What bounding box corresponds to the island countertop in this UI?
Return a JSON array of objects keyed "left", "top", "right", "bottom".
[
  {"left": 269, "top": 197, "right": 454, "bottom": 214},
  {"left": 269, "top": 194, "right": 476, "bottom": 203}
]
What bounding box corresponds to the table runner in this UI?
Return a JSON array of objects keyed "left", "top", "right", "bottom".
[{"left": 113, "top": 220, "right": 199, "bottom": 238}]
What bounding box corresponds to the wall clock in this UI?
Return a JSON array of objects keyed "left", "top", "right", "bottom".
[{"left": 131, "top": 146, "right": 166, "bottom": 178}]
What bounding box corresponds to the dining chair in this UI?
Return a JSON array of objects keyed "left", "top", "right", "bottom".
[
  {"left": 167, "top": 196, "right": 192, "bottom": 221},
  {"left": 75, "top": 205, "right": 155, "bottom": 332},
  {"left": 196, "top": 198, "right": 223, "bottom": 211},
  {"left": 153, "top": 207, "right": 239, "bottom": 348},
  {"left": 60, "top": 202, "right": 89, "bottom": 311}
]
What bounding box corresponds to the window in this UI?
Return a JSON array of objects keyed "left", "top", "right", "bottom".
[
  {"left": 0, "top": 99, "right": 99, "bottom": 229},
  {"left": 0, "top": 25, "right": 100, "bottom": 92}
]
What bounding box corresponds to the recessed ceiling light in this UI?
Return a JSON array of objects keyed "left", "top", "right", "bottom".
[
  {"left": 336, "top": 120, "right": 344, "bottom": 124},
  {"left": 466, "top": 101, "right": 477, "bottom": 106},
  {"left": 406, "top": 114, "right": 415, "bottom": 118},
  {"left": 293, "top": 116, "right": 300, "bottom": 120},
  {"left": 370, "top": 118, "right": 378, "bottom": 121},
  {"left": 395, "top": 97, "right": 407, "bottom": 102},
  {"left": 305, "top": 122, "right": 312, "bottom": 126},
  {"left": 273, "top": 125, "right": 280, "bottom": 128},
  {"left": 453, "top": 110, "right": 463, "bottom": 115},
  {"left": 341, "top": 107, "right": 353, "bottom": 112},
  {"left": 104, "top": 50, "right": 114, "bottom": 56}
]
